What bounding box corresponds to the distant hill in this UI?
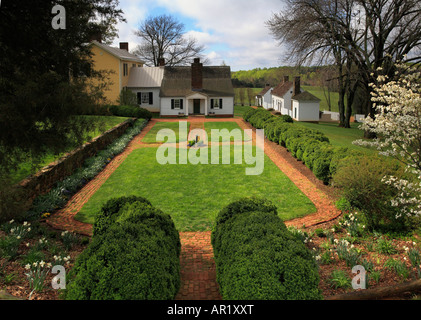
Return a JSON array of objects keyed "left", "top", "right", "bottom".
[{"left": 231, "top": 66, "right": 334, "bottom": 89}]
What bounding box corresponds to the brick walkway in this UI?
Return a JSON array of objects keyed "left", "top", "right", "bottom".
[
  {"left": 46, "top": 116, "right": 342, "bottom": 300},
  {"left": 175, "top": 232, "right": 221, "bottom": 300}
]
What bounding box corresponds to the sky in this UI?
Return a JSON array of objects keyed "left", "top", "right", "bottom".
[{"left": 112, "top": 0, "right": 287, "bottom": 71}]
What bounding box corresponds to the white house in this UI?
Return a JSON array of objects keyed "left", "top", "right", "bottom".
[
  {"left": 272, "top": 76, "right": 320, "bottom": 122},
  {"left": 271, "top": 76, "right": 297, "bottom": 115},
  {"left": 159, "top": 58, "right": 235, "bottom": 117},
  {"left": 291, "top": 91, "right": 321, "bottom": 121},
  {"left": 256, "top": 84, "right": 273, "bottom": 109},
  {"left": 125, "top": 58, "right": 234, "bottom": 117}
]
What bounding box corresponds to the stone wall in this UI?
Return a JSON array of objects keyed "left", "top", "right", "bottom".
[{"left": 18, "top": 118, "right": 135, "bottom": 202}]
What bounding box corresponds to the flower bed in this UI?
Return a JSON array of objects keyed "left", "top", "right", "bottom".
[{"left": 291, "top": 212, "right": 421, "bottom": 299}]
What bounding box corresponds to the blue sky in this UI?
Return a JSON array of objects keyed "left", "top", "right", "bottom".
[{"left": 112, "top": 0, "right": 287, "bottom": 71}]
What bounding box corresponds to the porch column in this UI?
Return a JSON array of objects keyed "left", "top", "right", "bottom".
[
  {"left": 186, "top": 98, "right": 189, "bottom": 116},
  {"left": 205, "top": 99, "right": 208, "bottom": 116}
]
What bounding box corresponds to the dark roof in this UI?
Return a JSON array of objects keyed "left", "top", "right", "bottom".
[
  {"left": 271, "top": 81, "right": 293, "bottom": 98},
  {"left": 292, "top": 91, "right": 320, "bottom": 102},
  {"left": 160, "top": 66, "right": 235, "bottom": 97},
  {"left": 257, "top": 86, "right": 272, "bottom": 97}
]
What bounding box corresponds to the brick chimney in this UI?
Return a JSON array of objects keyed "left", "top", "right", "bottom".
[
  {"left": 283, "top": 76, "right": 289, "bottom": 83},
  {"left": 119, "top": 42, "right": 129, "bottom": 51},
  {"left": 158, "top": 58, "right": 165, "bottom": 66},
  {"left": 89, "top": 32, "right": 102, "bottom": 43},
  {"left": 293, "top": 76, "right": 301, "bottom": 96},
  {"left": 191, "top": 58, "right": 203, "bottom": 91}
]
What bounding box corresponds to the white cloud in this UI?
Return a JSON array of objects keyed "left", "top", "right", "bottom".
[{"left": 115, "top": 0, "right": 286, "bottom": 70}]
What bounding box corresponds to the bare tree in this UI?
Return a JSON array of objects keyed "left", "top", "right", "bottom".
[
  {"left": 246, "top": 88, "right": 255, "bottom": 106},
  {"left": 267, "top": 0, "right": 421, "bottom": 131},
  {"left": 134, "top": 14, "right": 207, "bottom": 67},
  {"left": 239, "top": 88, "right": 246, "bottom": 106}
]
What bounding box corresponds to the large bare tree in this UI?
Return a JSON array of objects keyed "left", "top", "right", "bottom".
[
  {"left": 134, "top": 14, "right": 207, "bottom": 67},
  {"left": 267, "top": 0, "right": 421, "bottom": 130}
]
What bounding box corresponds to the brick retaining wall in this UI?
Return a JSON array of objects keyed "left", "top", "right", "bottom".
[{"left": 17, "top": 118, "right": 135, "bottom": 204}]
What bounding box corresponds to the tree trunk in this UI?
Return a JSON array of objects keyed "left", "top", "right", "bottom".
[
  {"left": 336, "top": 64, "right": 346, "bottom": 128},
  {"left": 326, "top": 279, "right": 421, "bottom": 300}
]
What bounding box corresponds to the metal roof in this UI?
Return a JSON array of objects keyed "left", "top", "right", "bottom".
[{"left": 127, "top": 67, "right": 165, "bottom": 88}]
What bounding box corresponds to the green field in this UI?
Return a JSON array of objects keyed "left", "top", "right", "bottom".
[
  {"left": 234, "top": 88, "right": 262, "bottom": 106},
  {"left": 142, "top": 122, "right": 191, "bottom": 143},
  {"left": 204, "top": 122, "right": 251, "bottom": 142},
  {"left": 75, "top": 146, "right": 316, "bottom": 231},
  {"left": 296, "top": 121, "right": 376, "bottom": 154},
  {"left": 10, "top": 116, "right": 131, "bottom": 184}
]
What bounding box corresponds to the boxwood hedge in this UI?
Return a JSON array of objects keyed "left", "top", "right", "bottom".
[
  {"left": 65, "top": 199, "right": 181, "bottom": 300},
  {"left": 212, "top": 198, "right": 322, "bottom": 300},
  {"left": 108, "top": 105, "right": 153, "bottom": 120},
  {"left": 242, "top": 107, "right": 363, "bottom": 185}
]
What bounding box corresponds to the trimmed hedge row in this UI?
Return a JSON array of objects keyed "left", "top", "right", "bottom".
[
  {"left": 244, "top": 108, "right": 363, "bottom": 184},
  {"left": 211, "top": 198, "right": 322, "bottom": 300},
  {"left": 83, "top": 104, "right": 153, "bottom": 120},
  {"left": 65, "top": 197, "right": 181, "bottom": 300},
  {"left": 107, "top": 105, "right": 153, "bottom": 120}
]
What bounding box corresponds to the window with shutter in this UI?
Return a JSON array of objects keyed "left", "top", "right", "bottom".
[
  {"left": 211, "top": 99, "right": 221, "bottom": 109},
  {"left": 172, "top": 99, "right": 183, "bottom": 110},
  {"left": 149, "top": 92, "right": 153, "bottom": 105},
  {"left": 140, "top": 92, "right": 150, "bottom": 104}
]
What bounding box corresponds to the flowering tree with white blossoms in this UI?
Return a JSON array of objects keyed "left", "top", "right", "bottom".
[{"left": 354, "top": 63, "right": 421, "bottom": 220}]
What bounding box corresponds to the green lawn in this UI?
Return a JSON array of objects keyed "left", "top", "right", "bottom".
[
  {"left": 234, "top": 105, "right": 253, "bottom": 118},
  {"left": 75, "top": 146, "right": 316, "bottom": 231},
  {"left": 204, "top": 122, "right": 250, "bottom": 142},
  {"left": 142, "top": 122, "right": 190, "bottom": 143},
  {"left": 10, "top": 116, "right": 131, "bottom": 184},
  {"left": 296, "top": 121, "right": 376, "bottom": 154}
]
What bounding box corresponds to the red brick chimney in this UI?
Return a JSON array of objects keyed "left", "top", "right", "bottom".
[
  {"left": 89, "top": 32, "right": 102, "bottom": 43},
  {"left": 158, "top": 58, "right": 165, "bottom": 66},
  {"left": 119, "top": 42, "right": 129, "bottom": 51},
  {"left": 191, "top": 58, "right": 203, "bottom": 91},
  {"left": 293, "top": 76, "right": 301, "bottom": 96}
]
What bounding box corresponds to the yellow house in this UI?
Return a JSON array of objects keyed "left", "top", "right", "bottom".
[{"left": 90, "top": 40, "right": 145, "bottom": 104}]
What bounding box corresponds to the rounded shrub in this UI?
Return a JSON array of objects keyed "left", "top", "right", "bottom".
[
  {"left": 212, "top": 198, "right": 322, "bottom": 300},
  {"left": 66, "top": 199, "right": 180, "bottom": 300},
  {"left": 93, "top": 196, "right": 152, "bottom": 236},
  {"left": 248, "top": 109, "right": 274, "bottom": 129},
  {"left": 265, "top": 121, "right": 293, "bottom": 143},
  {"left": 279, "top": 114, "right": 293, "bottom": 123},
  {"left": 332, "top": 155, "right": 408, "bottom": 231},
  {"left": 243, "top": 108, "right": 260, "bottom": 122}
]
